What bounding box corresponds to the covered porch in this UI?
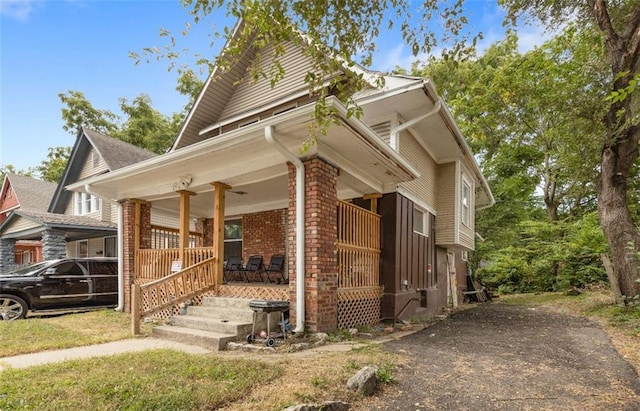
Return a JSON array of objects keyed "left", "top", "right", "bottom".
[{"left": 68, "top": 98, "right": 419, "bottom": 333}]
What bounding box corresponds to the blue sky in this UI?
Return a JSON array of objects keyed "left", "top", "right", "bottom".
[{"left": 0, "top": 0, "right": 543, "bottom": 171}]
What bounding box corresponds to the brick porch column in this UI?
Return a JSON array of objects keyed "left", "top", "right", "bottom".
[
  {"left": 121, "top": 199, "right": 151, "bottom": 313},
  {"left": 288, "top": 157, "right": 339, "bottom": 333}
]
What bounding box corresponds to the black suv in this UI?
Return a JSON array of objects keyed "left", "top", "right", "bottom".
[{"left": 0, "top": 258, "right": 118, "bottom": 320}]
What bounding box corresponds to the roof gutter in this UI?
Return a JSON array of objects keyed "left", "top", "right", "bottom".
[{"left": 264, "top": 126, "right": 305, "bottom": 333}]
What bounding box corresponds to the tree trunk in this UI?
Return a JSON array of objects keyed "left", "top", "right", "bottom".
[
  {"left": 597, "top": 143, "right": 640, "bottom": 301},
  {"left": 600, "top": 253, "right": 624, "bottom": 305}
]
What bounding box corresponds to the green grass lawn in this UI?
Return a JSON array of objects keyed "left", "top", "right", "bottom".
[
  {"left": 0, "top": 349, "right": 283, "bottom": 410},
  {"left": 0, "top": 309, "right": 151, "bottom": 357},
  {"left": 0, "top": 291, "right": 637, "bottom": 410}
]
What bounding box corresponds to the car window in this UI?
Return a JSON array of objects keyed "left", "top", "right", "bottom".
[
  {"left": 5, "top": 261, "right": 53, "bottom": 276},
  {"left": 89, "top": 262, "right": 118, "bottom": 276},
  {"left": 52, "top": 262, "right": 85, "bottom": 276}
]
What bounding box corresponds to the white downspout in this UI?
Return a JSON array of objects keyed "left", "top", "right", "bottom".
[
  {"left": 115, "top": 202, "right": 124, "bottom": 311},
  {"left": 390, "top": 99, "right": 442, "bottom": 150},
  {"left": 85, "top": 184, "right": 124, "bottom": 311},
  {"left": 264, "top": 126, "right": 305, "bottom": 333}
]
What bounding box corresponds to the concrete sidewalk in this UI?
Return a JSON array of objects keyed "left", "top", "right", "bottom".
[{"left": 0, "top": 338, "right": 211, "bottom": 371}]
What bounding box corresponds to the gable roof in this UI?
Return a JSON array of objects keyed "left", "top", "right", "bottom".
[
  {"left": 83, "top": 129, "right": 157, "bottom": 171},
  {"left": 0, "top": 174, "right": 57, "bottom": 213},
  {"left": 0, "top": 209, "right": 116, "bottom": 241},
  {"left": 48, "top": 128, "right": 156, "bottom": 213}
]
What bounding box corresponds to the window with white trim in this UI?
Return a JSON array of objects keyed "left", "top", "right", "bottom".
[
  {"left": 74, "top": 192, "right": 101, "bottom": 215},
  {"left": 105, "top": 236, "right": 117, "bottom": 257},
  {"left": 77, "top": 240, "right": 88, "bottom": 258},
  {"left": 224, "top": 218, "right": 243, "bottom": 261},
  {"left": 461, "top": 180, "right": 471, "bottom": 226},
  {"left": 413, "top": 206, "right": 429, "bottom": 236}
]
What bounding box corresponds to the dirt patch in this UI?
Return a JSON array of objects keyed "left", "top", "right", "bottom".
[{"left": 356, "top": 303, "right": 640, "bottom": 411}]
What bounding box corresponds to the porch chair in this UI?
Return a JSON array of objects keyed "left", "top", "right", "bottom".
[
  {"left": 264, "top": 254, "right": 286, "bottom": 284},
  {"left": 236, "top": 255, "right": 264, "bottom": 282},
  {"left": 223, "top": 256, "right": 244, "bottom": 283}
]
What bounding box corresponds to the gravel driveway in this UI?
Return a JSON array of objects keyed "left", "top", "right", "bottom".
[{"left": 357, "top": 303, "right": 640, "bottom": 411}]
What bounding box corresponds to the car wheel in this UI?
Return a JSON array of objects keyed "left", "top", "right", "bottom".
[{"left": 0, "top": 294, "right": 27, "bottom": 320}]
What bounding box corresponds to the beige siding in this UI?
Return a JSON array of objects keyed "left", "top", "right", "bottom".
[
  {"left": 109, "top": 203, "right": 119, "bottom": 224},
  {"left": 150, "top": 208, "right": 195, "bottom": 231},
  {"left": 78, "top": 148, "right": 109, "bottom": 180},
  {"left": 371, "top": 121, "right": 391, "bottom": 144},
  {"left": 66, "top": 242, "right": 76, "bottom": 257},
  {"left": 4, "top": 217, "right": 39, "bottom": 234},
  {"left": 458, "top": 162, "right": 476, "bottom": 250},
  {"left": 435, "top": 162, "right": 456, "bottom": 245},
  {"left": 89, "top": 238, "right": 104, "bottom": 256},
  {"left": 82, "top": 209, "right": 102, "bottom": 221},
  {"left": 65, "top": 195, "right": 74, "bottom": 215},
  {"left": 398, "top": 132, "right": 437, "bottom": 211},
  {"left": 219, "top": 42, "right": 315, "bottom": 121}
]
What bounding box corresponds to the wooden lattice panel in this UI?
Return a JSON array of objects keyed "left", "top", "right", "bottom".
[
  {"left": 337, "top": 287, "right": 382, "bottom": 329},
  {"left": 213, "top": 285, "right": 289, "bottom": 301}
]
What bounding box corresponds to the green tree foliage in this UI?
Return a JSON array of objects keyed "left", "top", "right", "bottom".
[
  {"left": 113, "top": 95, "right": 180, "bottom": 154},
  {"left": 58, "top": 90, "right": 118, "bottom": 136},
  {"left": 36, "top": 147, "right": 72, "bottom": 183},
  {"left": 497, "top": 0, "right": 640, "bottom": 300},
  {"left": 478, "top": 214, "right": 608, "bottom": 293},
  {"left": 414, "top": 27, "right": 611, "bottom": 292}
]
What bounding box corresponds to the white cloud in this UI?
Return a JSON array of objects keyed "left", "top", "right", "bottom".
[{"left": 0, "top": 0, "right": 41, "bottom": 21}]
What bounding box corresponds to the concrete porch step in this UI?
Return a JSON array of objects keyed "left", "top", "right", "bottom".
[
  {"left": 170, "top": 314, "right": 253, "bottom": 336},
  {"left": 152, "top": 296, "right": 269, "bottom": 351},
  {"left": 152, "top": 325, "right": 237, "bottom": 351},
  {"left": 186, "top": 305, "right": 256, "bottom": 323}
]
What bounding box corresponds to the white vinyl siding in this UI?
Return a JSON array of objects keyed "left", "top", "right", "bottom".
[
  {"left": 398, "top": 131, "right": 437, "bottom": 212},
  {"left": 219, "top": 42, "right": 320, "bottom": 121},
  {"left": 371, "top": 121, "right": 391, "bottom": 144}
]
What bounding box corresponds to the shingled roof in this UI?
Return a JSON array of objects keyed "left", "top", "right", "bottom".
[
  {"left": 2, "top": 174, "right": 57, "bottom": 212},
  {"left": 83, "top": 128, "right": 157, "bottom": 171},
  {"left": 49, "top": 128, "right": 157, "bottom": 213}
]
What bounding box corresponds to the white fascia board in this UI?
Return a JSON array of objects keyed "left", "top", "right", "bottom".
[
  {"left": 66, "top": 102, "right": 318, "bottom": 194},
  {"left": 353, "top": 79, "right": 425, "bottom": 106},
  {"left": 331, "top": 98, "right": 421, "bottom": 180}
]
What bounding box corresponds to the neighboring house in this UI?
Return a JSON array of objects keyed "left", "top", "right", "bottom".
[
  {"left": 0, "top": 128, "right": 157, "bottom": 273},
  {"left": 68, "top": 26, "right": 494, "bottom": 333},
  {"left": 0, "top": 174, "right": 57, "bottom": 266}
]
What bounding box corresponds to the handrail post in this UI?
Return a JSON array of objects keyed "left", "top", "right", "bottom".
[{"left": 132, "top": 283, "right": 141, "bottom": 335}]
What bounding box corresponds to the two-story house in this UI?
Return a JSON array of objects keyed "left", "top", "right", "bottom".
[{"left": 68, "top": 26, "right": 494, "bottom": 333}]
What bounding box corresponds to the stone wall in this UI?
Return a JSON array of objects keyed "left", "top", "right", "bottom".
[{"left": 42, "top": 229, "right": 66, "bottom": 260}]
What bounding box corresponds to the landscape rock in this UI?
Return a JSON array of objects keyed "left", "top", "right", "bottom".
[
  {"left": 347, "top": 365, "right": 379, "bottom": 396},
  {"left": 283, "top": 400, "right": 350, "bottom": 411}
]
